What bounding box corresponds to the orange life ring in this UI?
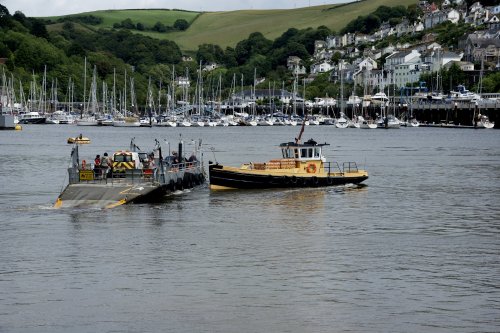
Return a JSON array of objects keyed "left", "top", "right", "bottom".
[
  {"left": 306, "top": 163, "right": 316, "bottom": 173},
  {"left": 82, "top": 160, "right": 86, "bottom": 170}
]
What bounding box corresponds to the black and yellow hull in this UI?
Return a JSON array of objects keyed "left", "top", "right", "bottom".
[{"left": 209, "top": 163, "right": 368, "bottom": 190}]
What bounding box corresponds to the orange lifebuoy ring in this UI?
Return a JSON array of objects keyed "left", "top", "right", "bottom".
[
  {"left": 82, "top": 160, "right": 86, "bottom": 170},
  {"left": 306, "top": 163, "right": 316, "bottom": 173}
]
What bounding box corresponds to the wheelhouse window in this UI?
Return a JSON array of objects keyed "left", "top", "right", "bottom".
[
  {"left": 282, "top": 148, "right": 291, "bottom": 158},
  {"left": 300, "top": 148, "right": 313, "bottom": 158}
]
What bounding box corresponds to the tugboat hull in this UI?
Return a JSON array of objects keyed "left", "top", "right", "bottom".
[{"left": 209, "top": 164, "right": 368, "bottom": 190}]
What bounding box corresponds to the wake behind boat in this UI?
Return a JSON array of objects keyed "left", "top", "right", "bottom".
[{"left": 209, "top": 121, "right": 368, "bottom": 190}]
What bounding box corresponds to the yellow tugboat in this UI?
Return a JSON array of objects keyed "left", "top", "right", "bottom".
[{"left": 209, "top": 125, "right": 368, "bottom": 190}]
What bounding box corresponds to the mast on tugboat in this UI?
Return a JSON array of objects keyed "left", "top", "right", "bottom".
[{"left": 295, "top": 114, "right": 306, "bottom": 144}]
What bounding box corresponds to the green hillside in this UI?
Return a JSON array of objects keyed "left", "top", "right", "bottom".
[
  {"left": 45, "top": 9, "right": 200, "bottom": 30},
  {"left": 169, "top": 0, "right": 417, "bottom": 51},
  {"left": 44, "top": 0, "right": 417, "bottom": 51}
]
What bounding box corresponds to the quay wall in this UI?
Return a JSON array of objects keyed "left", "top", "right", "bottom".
[
  {"left": 408, "top": 101, "right": 499, "bottom": 127},
  {"left": 297, "top": 101, "right": 500, "bottom": 128}
]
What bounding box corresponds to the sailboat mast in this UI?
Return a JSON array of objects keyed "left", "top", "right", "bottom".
[
  {"left": 124, "top": 69, "right": 127, "bottom": 116},
  {"left": 112, "top": 68, "right": 116, "bottom": 116},
  {"left": 171, "top": 65, "right": 176, "bottom": 113},
  {"left": 82, "top": 57, "right": 86, "bottom": 118},
  {"left": 340, "top": 60, "right": 344, "bottom": 116}
]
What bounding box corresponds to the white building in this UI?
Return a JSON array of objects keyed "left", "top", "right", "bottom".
[
  {"left": 393, "top": 60, "right": 423, "bottom": 88},
  {"left": 176, "top": 76, "right": 190, "bottom": 87},
  {"left": 413, "top": 21, "right": 425, "bottom": 33},
  {"left": 341, "top": 33, "right": 355, "bottom": 47},
  {"left": 287, "top": 56, "right": 306, "bottom": 75},
  {"left": 310, "top": 61, "right": 333, "bottom": 74},
  {"left": 487, "top": 15, "right": 500, "bottom": 30},
  {"left": 367, "top": 70, "right": 385, "bottom": 93},
  {"left": 423, "top": 50, "right": 462, "bottom": 72},
  {"left": 384, "top": 49, "right": 422, "bottom": 71},
  {"left": 292, "top": 65, "right": 307, "bottom": 75},
  {"left": 352, "top": 58, "right": 378, "bottom": 87},
  {"left": 358, "top": 57, "right": 378, "bottom": 71},
  {"left": 326, "top": 35, "right": 340, "bottom": 48},
  {"left": 426, "top": 42, "right": 442, "bottom": 50},
  {"left": 447, "top": 9, "right": 461, "bottom": 23},
  {"left": 203, "top": 63, "right": 218, "bottom": 71}
]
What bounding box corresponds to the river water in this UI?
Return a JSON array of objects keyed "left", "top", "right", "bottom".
[{"left": 0, "top": 125, "right": 499, "bottom": 333}]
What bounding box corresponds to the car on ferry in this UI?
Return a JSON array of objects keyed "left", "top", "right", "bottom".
[{"left": 112, "top": 151, "right": 143, "bottom": 176}]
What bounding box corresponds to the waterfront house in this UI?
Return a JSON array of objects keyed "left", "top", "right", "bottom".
[
  {"left": 393, "top": 59, "right": 423, "bottom": 88},
  {"left": 353, "top": 57, "right": 378, "bottom": 87},
  {"left": 384, "top": 49, "right": 422, "bottom": 71},
  {"left": 367, "top": 69, "right": 385, "bottom": 93}
]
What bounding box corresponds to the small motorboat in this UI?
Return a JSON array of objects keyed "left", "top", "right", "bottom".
[
  {"left": 67, "top": 135, "right": 91, "bottom": 144},
  {"left": 475, "top": 114, "right": 494, "bottom": 129}
]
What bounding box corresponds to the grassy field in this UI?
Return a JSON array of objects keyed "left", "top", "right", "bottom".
[
  {"left": 45, "top": 0, "right": 417, "bottom": 51},
  {"left": 45, "top": 9, "right": 200, "bottom": 30}
]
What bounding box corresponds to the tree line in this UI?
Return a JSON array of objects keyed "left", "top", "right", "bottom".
[{"left": 112, "top": 18, "right": 190, "bottom": 33}]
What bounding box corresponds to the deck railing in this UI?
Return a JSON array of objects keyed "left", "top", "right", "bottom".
[
  {"left": 323, "top": 161, "right": 359, "bottom": 175},
  {"left": 323, "top": 161, "right": 342, "bottom": 174},
  {"left": 68, "top": 168, "right": 158, "bottom": 185},
  {"left": 68, "top": 160, "right": 202, "bottom": 186},
  {"left": 342, "top": 162, "right": 359, "bottom": 173}
]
